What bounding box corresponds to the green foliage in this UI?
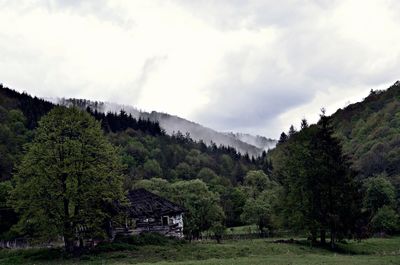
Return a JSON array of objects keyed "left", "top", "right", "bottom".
[
  {"left": 134, "top": 178, "right": 225, "bottom": 239},
  {"left": 0, "top": 85, "right": 269, "bottom": 239},
  {"left": 169, "top": 179, "right": 225, "bottom": 239},
  {"left": 9, "top": 107, "right": 125, "bottom": 250},
  {"left": 0, "top": 181, "right": 18, "bottom": 239},
  {"left": 0, "top": 108, "right": 30, "bottom": 180},
  {"left": 197, "top": 168, "right": 218, "bottom": 183},
  {"left": 332, "top": 82, "right": 400, "bottom": 182},
  {"left": 142, "top": 159, "right": 163, "bottom": 179},
  {"left": 220, "top": 187, "right": 246, "bottom": 227},
  {"left": 240, "top": 170, "right": 280, "bottom": 233},
  {"left": 363, "top": 175, "right": 396, "bottom": 214},
  {"left": 134, "top": 178, "right": 171, "bottom": 195},
  {"left": 242, "top": 170, "right": 275, "bottom": 199},
  {"left": 271, "top": 114, "right": 361, "bottom": 245},
  {"left": 240, "top": 193, "right": 271, "bottom": 233},
  {"left": 370, "top": 206, "right": 400, "bottom": 234},
  {"left": 210, "top": 223, "right": 226, "bottom": 243},
  {"left": 174, "top": 162, "right": 193, "bottom": 180},
  {"left": 93, "top": 242, "right": 137, "bottom": 252},
  {"left": 197, "top": 167, "right": 231, "bottom": 194}
]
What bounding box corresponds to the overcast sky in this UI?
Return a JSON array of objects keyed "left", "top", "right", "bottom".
[{"left": 1, "top": 0, "right": 400, "bottom": 138}]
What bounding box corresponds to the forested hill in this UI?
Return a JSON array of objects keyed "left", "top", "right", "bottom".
[
  {"left": 0, "top": 84, "right": 269, "bottom": 187},
  {"left": 331, "top": 81, "right": 400, "bottom": 186},
  {"left": 53, "top": 97, "right": 276, "bottom": 156},
  {"left": 272, "top": 81, "right": 400, "bottom": 188}
]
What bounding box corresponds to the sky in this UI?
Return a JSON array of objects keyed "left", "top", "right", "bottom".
[{"left": 1, "top": 0, "right": 400, "bottom": 138}]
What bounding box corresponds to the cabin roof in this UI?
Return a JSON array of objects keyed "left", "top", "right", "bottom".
[{"left": 126, "top": 188, "right": 185, "bottom": 218}]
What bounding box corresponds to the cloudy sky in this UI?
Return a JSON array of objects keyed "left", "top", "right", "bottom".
[{"left": 1, "top": 0, "right": 400, "bottom": 138}]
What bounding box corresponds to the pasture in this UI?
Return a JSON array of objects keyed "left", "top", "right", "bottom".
[{"left": 0, "top": 237, "right": 399, "bottom": 264}]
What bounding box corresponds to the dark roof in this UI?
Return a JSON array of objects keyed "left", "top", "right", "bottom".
[{"left": 126, "top": 189, "right": 185, "bottom": 218}]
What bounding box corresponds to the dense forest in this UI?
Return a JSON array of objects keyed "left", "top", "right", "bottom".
[
  {"left": 269, "top": 82, "right": 400, "bottom": 244},
  {"left": 331, "top": 81, "right": 400, "bottom": 187},
  {"left": 0, "top": 84, "right": 269, "bottom": 183},
  {"left": 1, "top": 82, "right": 399, "bottom": 251},
  {"left": 272, "top": 81, "right": 400, "bottom": 188},
  {"left": 0, "top": 84, "right": 270, "bottom": 241}
]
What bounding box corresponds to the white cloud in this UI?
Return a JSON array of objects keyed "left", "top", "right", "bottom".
[{"left": 1, "top": 0, "right": 400, "bottom": 138}]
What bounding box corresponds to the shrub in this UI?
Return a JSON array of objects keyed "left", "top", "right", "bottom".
[
  {"left": 370, "top": 206, "right": 400, "bottom": 234},
  {"left": 94, "top": 242, "right": 137, "bottom": 253}
]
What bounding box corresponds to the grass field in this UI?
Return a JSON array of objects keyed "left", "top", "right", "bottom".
[{"left": 0, "top": 237, "right": 399, "bottom": 265}]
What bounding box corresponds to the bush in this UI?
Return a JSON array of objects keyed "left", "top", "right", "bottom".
[
  {"left": 94, "top": 242, "right": 137, "bottom": 253},
  {"left": 210, "top": 223, "right": 226, "bottom": 243},
  {"left": 370, "top": 206, "right": 400, "bottom": 234}
]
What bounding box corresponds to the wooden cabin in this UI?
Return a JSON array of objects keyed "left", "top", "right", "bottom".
[{"left": 113, "top": 189, "right": 185, "bottom": 238}]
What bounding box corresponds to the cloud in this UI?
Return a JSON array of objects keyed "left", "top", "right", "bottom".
[
  {"left": 193, "top": 46, "right": 316, "bottom": 132},
  {"left": 175, "top": 0, "right": 337, "bottom": 30},
  {"left": 190, "top": 0, "right": 400, "bottom": 136},
  {"left": 1, "top": 0, "right": 400, "bottom": 138}
]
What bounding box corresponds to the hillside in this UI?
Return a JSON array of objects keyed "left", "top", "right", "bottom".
[
  {"left": 53, "top": 98, "right": 276, "bottom": 156},
  {"left": 226, "top": 133, "right": 277, "bottom": 151},
  {"left": 271, "top": 81, "right": 400, "bottom": 188},
  {"left": 0, "top": 84, "right": 271, "bottom": 231},
  {"left": 331, "top": 81, "right": 400, "bottom": 186}
]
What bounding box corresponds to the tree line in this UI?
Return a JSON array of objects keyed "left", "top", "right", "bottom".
[{"left": 1, "top": 84, "right": 399, "bottom": 253}]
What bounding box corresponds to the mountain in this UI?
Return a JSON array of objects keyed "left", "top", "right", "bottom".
[
  {"left": 226, "top": 133, "right": 277, "bottom": 151},
  {"left": 0, "top": 83, "right": 273, "bottom": 231},
  {"left": 53, "top": 98, "right": 277, "bottom": 156},
  {"left": 271, "top": 81, "right": 400, "bottom": 188},
  {"left": 331, "top": 81, "right": 400, "bottom": 186}
]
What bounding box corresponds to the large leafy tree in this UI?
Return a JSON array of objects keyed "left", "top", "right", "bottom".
[
  {"left": 363, "top": 175, "right": 396, "bottom": 214},
  {"left": 363, "top": 175, "right": 399, "bottom": 234},
  {"left": 9, "top": 107, "right": 125, "bottom": 252},
  {"left": 169, "top": 180, "right": 225, "bottom": 240},
  {"left": 240, "top": 170, "right": 280, "bottom": 234}
]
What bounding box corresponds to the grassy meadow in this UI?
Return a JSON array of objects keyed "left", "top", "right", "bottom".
[{"left": 0, "top": 237, "right": 399, "bottom": 265}]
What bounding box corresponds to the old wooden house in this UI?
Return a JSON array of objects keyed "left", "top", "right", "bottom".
[{"left": 113, "top": 189, "right": 185, "bottom": 238}]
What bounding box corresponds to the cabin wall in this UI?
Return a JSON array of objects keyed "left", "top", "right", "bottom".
[
  {"left": 135, "top": 213, "right": 184, "bottom": 238},
  {"left": 113, "top": 213, "right": 184, "bottom": 239},
  {"left": 169, "top": 213, "right": 184, "bottom": 237}
]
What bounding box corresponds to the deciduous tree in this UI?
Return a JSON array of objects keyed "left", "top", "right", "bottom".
[{"left": 9, "top": 107, "right": 125, "bottom": 252}]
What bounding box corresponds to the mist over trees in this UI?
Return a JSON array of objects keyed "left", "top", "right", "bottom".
[
  {"left": 0, "top": 85, "right": 270, "bottom": 247},
  {"left": 1, "top": 83, "right": 400, "bottom": 250}
]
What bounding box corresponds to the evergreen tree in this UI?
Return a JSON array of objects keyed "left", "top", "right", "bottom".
[
  {"left": 288, "top": 125, "right": 297, "bottom": 137},
  {"left": 300, "top": 118, "right": 309, "bottom": 129},
  {"left": 278, "top": 132, "right": 288, "bottom": 144},
  {"left": 278, "top": 113, "right": 360, "bottom": 247}
]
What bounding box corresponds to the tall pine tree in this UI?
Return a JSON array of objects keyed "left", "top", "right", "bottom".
[{"left": 278, "top": 112, "right": 360, "bottom": 247}]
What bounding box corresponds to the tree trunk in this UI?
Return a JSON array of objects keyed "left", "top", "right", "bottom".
[
  {"left": 63, "top": 221, "right": 75, "bottom": 253},
  {"left": 330, "top": 229, "right": 335, "bottom": 249},
  {"left": 62, "top": 172, "right": 75, "bottom": 253},
  {"left": 310, "top": 230, "right": 317, "bottom": 246},
  {"left": 320, "top": 229, "right": 326, "bottom": 245}
]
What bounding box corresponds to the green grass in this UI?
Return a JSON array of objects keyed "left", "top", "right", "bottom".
[
  {"left": 225, "top": 225, "right": 258, "bottom": 234},
  {"left": 0, "top": 237, "right": 399, "bottom": 265}
]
